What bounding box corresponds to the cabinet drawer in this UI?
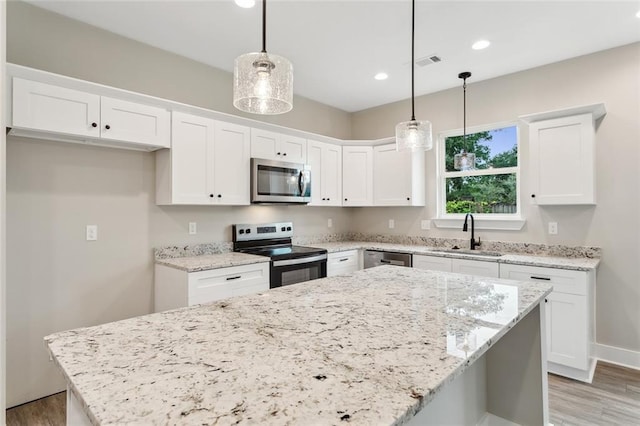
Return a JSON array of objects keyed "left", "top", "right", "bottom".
[
  {"left": 413, "top": 255, "right": 453, "bottom": 272},
  {"left": 499, "top": 264, "right": 588, "bottom": 295},
  {"left": 327, "top": 250, "right": 359, "bottom": 277},
  {"left": 187, "top": 263, "right": 269, "bottom": 305}
]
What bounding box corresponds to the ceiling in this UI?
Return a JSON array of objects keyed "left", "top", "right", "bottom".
[{"left": 22, "top": 1, "right": 640, "bottom": 112}]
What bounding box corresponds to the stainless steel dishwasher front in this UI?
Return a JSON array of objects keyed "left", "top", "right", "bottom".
[{"left": 363, "top": 250, "right": 412, "bottom": 269}]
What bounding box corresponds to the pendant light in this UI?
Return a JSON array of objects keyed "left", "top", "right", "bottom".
[
  {"left": 396, "top": 0, "right": 432, "bottom": 152},
  {"left": 233, "top": 0, "right": 293, "bottom": 115},
  {"left": 454, "top": 71, "right": 476, "bottom": 171}
]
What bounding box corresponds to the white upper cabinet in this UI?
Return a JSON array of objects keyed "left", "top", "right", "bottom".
[
  {"left": 342, "top": 146, "right": 373, "bottom": 206},
  {"left": 156, "top": 111, "right": 250, "bottom": 205},
  {"left": 308, "top": 140, "right": 342, "bottom": 206},
  {"left": 12, "top": 77, "right": 100, "bottom": 138},
  {"left": 11, "top": 77, "right": 170, "bottom": 150},
  {"left": 250, "top": 128, "right": 307, "bottom": 163},
  {"left": 524, "top": 104, "right": 605, "bottom": 205},
  {"left": 373, "top": 143, "right": 425, "bottom": 206}
]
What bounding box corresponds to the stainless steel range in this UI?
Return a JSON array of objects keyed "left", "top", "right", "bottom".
[{"left": 232, "top": 222, "right": 327, "bottom": 288}]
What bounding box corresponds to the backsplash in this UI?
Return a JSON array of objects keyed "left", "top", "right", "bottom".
[{"left": 155, "top": 233, "right": 601, "bottom": 260}]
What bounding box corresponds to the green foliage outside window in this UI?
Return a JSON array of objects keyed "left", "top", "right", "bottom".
[{"left": 444, "top": 127, "right": 518, "bottom": 214}]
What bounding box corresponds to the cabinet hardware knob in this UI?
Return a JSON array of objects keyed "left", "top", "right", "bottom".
[
  {"left": 531, "top": 194, "right": 536, "bottom": 198},
  {"left": 283, "top": 153, "right": 287, "bottom": 156},
  {"left": 277, "top": 152, "right": 281, "bottom": 156},
  {"left": 407, "top": 197, "right": 410, "bottom": 201},
  {"left": 344, "top": 198, "right": 347, "bottom": 201},
  {"left": 545, "top": 298, "right": 548, "bottom": 303},
  {"left": 217, "top": 194, "right": 222, "bottom": 198},
  {"left": 91, "top": 122, "right": 97, "bottom": 128},
  {"left": 322, "top": 198, "right": 326, "bottom": 201},
  {"left": 327, "top": 198, "right": 330, "bottom": 201},
  {"left": 105, "top": 124, "right": 111, "bottom": 130},
  {"left": 209, "top": 194, "right": 214, "bottom": 198}
]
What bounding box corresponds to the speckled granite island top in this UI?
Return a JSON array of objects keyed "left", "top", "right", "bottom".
[
  {"left": 156, "top": 252, "right": 269, "bottom": 272},
  {"left": 45, "top": 266, "right": 552, "bottom": 425}
]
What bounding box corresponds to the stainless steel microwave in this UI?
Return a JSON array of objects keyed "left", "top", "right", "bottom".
[{"left": 251, "top": 158, "right": 311, "bottom": 204}]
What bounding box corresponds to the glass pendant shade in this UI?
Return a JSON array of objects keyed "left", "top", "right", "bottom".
[
  {"left": 233, "top": 51, "right": 293, "bottom": 115},
  {"left": 396, "top": 119, "right": 433, "bottom": 152},
  {"left": 454, "top": 150, "right": 476, "bottom": 170}
]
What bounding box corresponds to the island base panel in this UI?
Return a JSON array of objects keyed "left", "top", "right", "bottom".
[{"left": 67, "top": 387, "right": 92, "bottom": 426}]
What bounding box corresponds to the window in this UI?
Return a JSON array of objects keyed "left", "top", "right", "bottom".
[{"left": 438, "top": 123, "right": 520, "bottom": 219}]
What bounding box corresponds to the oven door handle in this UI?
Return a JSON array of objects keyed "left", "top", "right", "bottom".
[{"left": 273, "top": 253, "right": 327, "bottom": 267}]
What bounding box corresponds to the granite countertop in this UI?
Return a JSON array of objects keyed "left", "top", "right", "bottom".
[
  {"left": 45, "top": 266, "right": 551, "bottom": 425},
  {"left": 314, "top": 241, "right": 600, "bottom": 271},
  {"left": 156, "top": 252, "right": 270, "bottom": 272}
]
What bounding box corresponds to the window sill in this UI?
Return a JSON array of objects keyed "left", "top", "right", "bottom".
[{"left": 433, "top": 216, "right": 526, "bottom": 231}]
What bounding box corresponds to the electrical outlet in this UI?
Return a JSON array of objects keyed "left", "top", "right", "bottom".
[
  {"left": 388, "top": 219, "right": 395, "bottom": 229},
  {"left": 86, "top": 225, "right": 98, "bottom": 241},
  {"left": 189, "top": 222, "right": 197, "bottom": 235},
  {"left": 327, "top": 218, "right": 333, "bottom": 228},
  {"left": 548, "top": 222, "right": 558, "bottom": 235},
  {"left": 421, "top": 220, "right": 431, "bottom": 230}
]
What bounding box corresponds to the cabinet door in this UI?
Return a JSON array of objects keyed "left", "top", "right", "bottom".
[
  {"left": 101, "top": 96, "right": 170, "bottom": 148},
  {"left": 529, "top": 114, "right": 595, "bottom": 205},
  {"left": 12, "top": 77, "right": 100, "bottom": 138},
  {"left": 373, "top": 144, "right": 411, "bottom": 206},
  {"left": 323, "top": 144, "right": 342, "bottom": 206},
  {"left": 342, "top": 146, "right": 373, "bottom": 206},
  {"left": 250, "top": 128, "right": 279, "bottom": 160},
  {"left": 545, "top": 292, "right": 588, "bottom": 370},
  {"left": 413, "top": 255, "right": 453, "bottom": 272},
  {"left": 452, "top": 259, "right": 499, "bottom": 278},
  {"left": 213, "top": 121, "right": 251, "bottom": 205},
  {"left": 170, "top": 112, "right": 215, "bottom": 204},
  {"left": 280, "top": 134, "right": 307, "bottom": 163}
]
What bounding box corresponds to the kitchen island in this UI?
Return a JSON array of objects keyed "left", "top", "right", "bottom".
[{"left": 45, "top": 266, "right": 552, "bottom": 425}]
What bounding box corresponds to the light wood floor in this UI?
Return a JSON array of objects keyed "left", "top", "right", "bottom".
[{"left": 6, "top": 362, "right": 640, "bottom": 425}]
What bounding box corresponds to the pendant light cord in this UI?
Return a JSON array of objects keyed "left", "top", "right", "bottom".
[
  {"left": 261, "top": 0, "right": 267, "bottom": 53},
  {"left": 463, "top": 76, "right": 466, "bottom": 141},
  {"left": 411, "top": 0, "right": 416, "bottom": 122}
]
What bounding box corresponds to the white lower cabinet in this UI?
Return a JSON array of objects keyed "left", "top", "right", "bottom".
[
  {"left": 499, "top": 263, "right": 595, "bottom": 382},
  {"left": 327, "top": 250, "right": 360, "bottom": 277},
  {"left": 154, "top": 262, "right": 269, "bottom": 312},
  {"left": 413, "top": 255, "right": 498, "bottom": 278}
]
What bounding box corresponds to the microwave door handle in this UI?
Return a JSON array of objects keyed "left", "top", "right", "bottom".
[{"left": 298, "top": 171, "right": 308, "bottom": 196}]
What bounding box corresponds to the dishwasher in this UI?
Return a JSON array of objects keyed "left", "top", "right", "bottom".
[{"left": 363, "top": 250, "right": 412, "bottom": 269}]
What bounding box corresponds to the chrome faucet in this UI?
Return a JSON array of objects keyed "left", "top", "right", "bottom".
[{"left": 463, "top": 213, "right": 481, "bottom": 250}]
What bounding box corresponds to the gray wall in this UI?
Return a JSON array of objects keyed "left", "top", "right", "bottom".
[
  {"left": 351, "top": 43, "right": 640, "bottom": 356},
  {"left": 6, "top": 1, "right": 352, "bottom": 406}
]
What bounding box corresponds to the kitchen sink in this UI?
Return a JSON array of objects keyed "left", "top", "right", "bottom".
[{"left": 429, "top": 249, "right": 504, "bottom": 258}]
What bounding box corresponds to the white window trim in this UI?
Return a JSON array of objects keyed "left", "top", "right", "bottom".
[{"left": 433, "top": 120, "right": 525, "bottom": 231}]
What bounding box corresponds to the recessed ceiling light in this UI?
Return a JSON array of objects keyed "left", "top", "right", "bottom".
[
  {"left": 235, "top": 0, "right": 256, "bottom": 8},
  {"left": 472, "top": 40, "right": 491, "bottom": 50},
  {"left": 374, "top": 72, "right": 388, "bottom": 81}
]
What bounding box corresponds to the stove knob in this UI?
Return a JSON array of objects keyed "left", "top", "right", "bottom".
[
  {"left": 246, "top": 229, "right": 251, "bottom": 234},
  {"left": 286, "top": 226, "right": 292, "bottom": 231},
  {"left": 239, "top": 229, "right": 245, "bottom": 234},
  {"left": 281, "top": 227, "right": 286, "bottom": 231}
]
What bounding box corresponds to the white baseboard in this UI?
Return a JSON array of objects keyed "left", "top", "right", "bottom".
[{"left": 593, "top": 343, "right": 640, "bottom": 370}]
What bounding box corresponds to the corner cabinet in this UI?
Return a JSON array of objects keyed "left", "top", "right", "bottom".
[
  {"left": 307, "top": 140, "right": 342, "bottom": 206},
  {"left": 250, "top": 128, "right": 307, "bottom": 163},
  {"left": 154, "top": 263, "right": 269, "bottom": 312},
  {"left": 523, "top": 103, "right": 605, "bottom": 205},
  {"left": 342, "top": 146, "right": 374, "bottom": 206},
  {"left": 156, "top": 111, "right": 251, "bottom": 205},
  {"left": 373, "top": 144, "right": 425, "bottom": 206},
  {"left": 11, "top": 77, "right": 170, "bottom": 151},
  {"left": 499, "top": 263, "right": 596, "bottom": 383}
]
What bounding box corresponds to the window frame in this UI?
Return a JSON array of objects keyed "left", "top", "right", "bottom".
[{"left": 434, "top": 121, "right": 525, "bottom": 230}]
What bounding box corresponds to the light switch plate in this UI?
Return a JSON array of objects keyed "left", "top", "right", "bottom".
[
  {"left": 548, "top": 222, "right": 558, "bottom": 235},
  {"left": 421, "top": 220, "right": 431, "bottom": 230},
  {"left": 327, "top": 218, "right": 333, "bottom": 228},
  {"left": 189, "top": 222, "right": 197, "bottom": 235},
  {"left": 86, "top": 225, "right": 98, "bottom": 241},
  {"left": 388, "top": 219, "right": 395, "bottom": 229}
]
